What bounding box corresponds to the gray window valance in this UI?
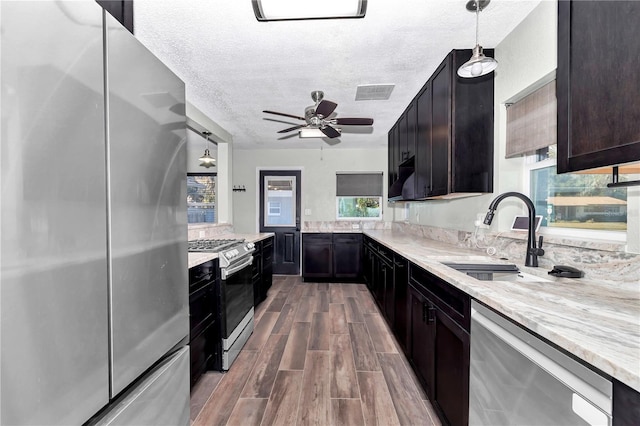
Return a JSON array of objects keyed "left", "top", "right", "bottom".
[{"left": 336, "top": 172, "right": 383, "bottom": 196}]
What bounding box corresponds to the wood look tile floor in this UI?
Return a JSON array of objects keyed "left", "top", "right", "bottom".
[{"left": 191, "top": 276, "right": 441, "bottom": 426}]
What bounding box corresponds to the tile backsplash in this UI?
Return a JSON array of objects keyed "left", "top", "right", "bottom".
[
  {"left": 303, "top": 221, "right": 392, "bottom": 233},
  {"left": 188, "top": 224, "right": 233, "bottom": 240},
  {"left": 392, "top": 222, "right": 639, "bottom": 288}
]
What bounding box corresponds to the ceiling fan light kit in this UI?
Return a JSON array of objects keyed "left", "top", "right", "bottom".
[
  {"left": 252, "top": 0, "right": 367, "bottom": 21},
  {"left": 299, "top": 128, "right": 341, "bottom": 138},
  {"left": 457, "top": 0, "right": 498, "bottom": 78}
]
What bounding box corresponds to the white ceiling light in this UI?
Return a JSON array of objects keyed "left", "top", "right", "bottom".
[
  {"left": 299, "top": 127, "right": 341, "bottom": 138},
  {"left": 457, "top": 0, "right": 498, "bottom": 78},
  {"left": 199, "top": 131, "right": 216, "bottom": 168},
  {"left": 252, "top": 0, "right": 367, "bottom": 21}
]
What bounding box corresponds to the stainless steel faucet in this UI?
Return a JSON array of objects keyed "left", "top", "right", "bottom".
[{"left": 483, "top": 191, "right": 545, "bottom": 267}]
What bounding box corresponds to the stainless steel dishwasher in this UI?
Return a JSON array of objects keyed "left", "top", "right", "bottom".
[{"left": 469, "top": 301, "right": 612, "bottom": 426}]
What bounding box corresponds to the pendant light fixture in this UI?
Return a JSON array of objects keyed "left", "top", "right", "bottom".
[
  {"left": 457, "top": 0, "right": 498, "bottom": 78},
  {"left": 199, "top": 131, "right": 215, "bottom": 168}
]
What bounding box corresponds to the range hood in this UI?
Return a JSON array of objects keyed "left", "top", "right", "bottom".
[{"left": 388, "top": 156, "right": 415, "bottom": 201}]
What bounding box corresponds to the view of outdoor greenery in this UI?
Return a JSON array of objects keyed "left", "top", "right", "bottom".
[
  {"left": 187, "top": 174, "right": 216, "bottom": 223},
  {"left": 531, "top": 166, "right": 627, "bottom": 231},
  {"left": 337, "top": 197, "right": 381, "bottom": 219}
]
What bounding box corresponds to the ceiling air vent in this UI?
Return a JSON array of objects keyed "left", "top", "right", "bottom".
[{"left": 355, "top": 84, "right": 395, "bottom": 101}]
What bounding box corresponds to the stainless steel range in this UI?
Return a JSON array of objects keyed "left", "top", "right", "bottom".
[{"left": 188, "top": 239, "right": 256, "bottom": 370}]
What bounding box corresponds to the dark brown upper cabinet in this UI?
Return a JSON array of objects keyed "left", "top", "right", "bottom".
[
  {"left": 96, "top": 1, "right": 134, "bottom": 33},
  {"left": 388, "top": 124, "right": 399, "bottom": 190},
  {"left": 388, "top": 49, "right": 494, "bottom": 201},
  {"left": 557, "top": 0, "right": 640, "bottom": 173}
]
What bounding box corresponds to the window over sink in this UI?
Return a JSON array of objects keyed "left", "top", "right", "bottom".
[
  {"left": 525, "top": 145, "right": 628, "bottom": 235},
  {"left": 336, "top": 172, "right": 383, "bottom": 220}
]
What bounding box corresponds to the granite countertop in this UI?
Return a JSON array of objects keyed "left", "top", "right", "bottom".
[
  {"left": 364, "top": 229, "right": 640, "bottom": 393},
  {"left": 187, "top": 232, "right": 274, "bottom": 269}
]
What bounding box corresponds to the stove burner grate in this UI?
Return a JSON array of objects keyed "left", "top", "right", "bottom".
[{"left": 188, "top": 239, "right": 243, "bottom": 252}]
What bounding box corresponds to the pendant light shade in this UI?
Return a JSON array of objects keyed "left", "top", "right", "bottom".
[
  {"left": 457, "top": 0, "right": 497, "bottom": 78},
  {"left": 199, "top": 131, "right": 215, "bottom": 168}
]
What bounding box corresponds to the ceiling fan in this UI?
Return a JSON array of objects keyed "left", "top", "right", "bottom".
[{"left": 263, "top": 91, "right": 374, "bottom": 139}]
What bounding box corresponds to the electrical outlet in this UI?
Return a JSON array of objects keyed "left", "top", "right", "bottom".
[
  {"left": 475, "top": 213, "right": 489, "bottom": 228},
  {"left": 351, "top": 223, "right": 360, "bottom": 229},
  {"left": 199, "top": 230, "right": 206, "bottom": 238},
  {"left": 304, "top": 208, "right": 312, "bottom": 216}
]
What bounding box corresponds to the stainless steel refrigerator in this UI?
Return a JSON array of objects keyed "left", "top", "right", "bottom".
[{"left": 1, "top": 2, "right": 189, "bottom": 425}]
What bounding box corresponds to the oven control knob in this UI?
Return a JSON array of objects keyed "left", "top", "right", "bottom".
[
  {"left": 225, "top": 252, "right": 233, "bottom": 259},
  {"left": 247, "top": 242, "right": 255, "bottom": 250}
]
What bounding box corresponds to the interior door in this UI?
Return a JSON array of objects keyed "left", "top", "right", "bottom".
[{"left": 259, "top": 171, "right": 301, "bottom": 275}]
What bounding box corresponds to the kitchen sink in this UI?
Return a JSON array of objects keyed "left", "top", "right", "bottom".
[{"left": 442, "top": 262, "right": 551, "bottom": 283}]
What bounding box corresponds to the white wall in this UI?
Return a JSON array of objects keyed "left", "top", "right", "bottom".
[
  {"left": 232, "top": 147, "right": 387, "bottom": 233},
  {"left": 391, "top": 0, "right": 558, "bottom": 232}
]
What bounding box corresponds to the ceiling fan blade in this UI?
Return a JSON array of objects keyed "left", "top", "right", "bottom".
[
  {"left": 263, "top": 117, "right": 299, "bottom": 126},
  {"left": 278, "top": 125, "right": 306, "bottom": 133},
  {"left": 320, "top": 125, "right": 341, "bottom": 139},
  {"left": 315, "top": 100, "right": 337, "bottom": 117},
  {"left": 335, "top": 117, "right": 374, "bottom": 126},
  {"left": 278, "top": 133, "right": 299, "bottom": 140},
  {"left": 263, "top": 110, "right": 306, "bottom": 121}
]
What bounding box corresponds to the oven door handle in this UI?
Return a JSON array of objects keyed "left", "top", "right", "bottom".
[{"left": 221, "top": 256, "right": 253, "bottom": 280}]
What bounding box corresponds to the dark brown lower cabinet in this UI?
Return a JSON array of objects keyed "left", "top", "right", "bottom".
[
  {"left": 613, "top": 379, "right": 640, "bottom": 425},
  {"left": 262, "top": 237, "right": 274, "bottom": 296},
  {"left": 302, "top": 233, "right": 333, "bottom": 280},
  {"left": 433, "top": 307, "right": 469, "bottom": 426},
  {"left": 302, "top": 233, "right": 363, "bottom": 282},
  {"left": 393, "top": 254, "right": 409, "bottom": 351},
  {"left": 363, "top": 237, "right": 378, "bottom": 291},
  {"left": 409, "top": 284, "right": 434, "bottom": 392},
  {"left": 333, "top": 233, "right": 363, "bottom": 280},
  {"left": 409, "top": 264, "right": 470, "bottom": 426},
  {"left": 188, "top": 259, "right": 220, "bottom": 388}
]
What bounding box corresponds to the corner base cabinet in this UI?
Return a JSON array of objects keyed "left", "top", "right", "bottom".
[{"left": 302, "top": 233, "right": 362, "bottom": 282}]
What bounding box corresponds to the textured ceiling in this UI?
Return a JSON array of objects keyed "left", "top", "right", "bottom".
[{"left": 134, "top": 0, "right": 542, "bottom": 150}]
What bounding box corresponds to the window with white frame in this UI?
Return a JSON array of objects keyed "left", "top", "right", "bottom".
[
  {"left": 268, "top": 201, "right": 281, "bottom": 216},
  {"left": 336, "top": 172, "right": 383, "bottom": 220}
]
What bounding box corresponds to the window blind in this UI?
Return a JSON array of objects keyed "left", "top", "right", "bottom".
[
  {"left": 336, "top": 173, "right": 383, "bottom": 196},
  {"left": 506, "top": 80, "right": 557, "bottom": 158}
]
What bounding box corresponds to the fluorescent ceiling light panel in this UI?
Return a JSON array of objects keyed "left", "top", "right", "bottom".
[
  {"left": 299, "top": 128, "right": 341, "bottom": 138},
  {"left": 252, "top": 0, "right": 367, "bottom": 21}
]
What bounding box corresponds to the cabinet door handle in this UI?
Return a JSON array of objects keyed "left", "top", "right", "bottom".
[
  {"left": 427, "top": 306, "right": 436, "bottom": 324},
  {"left": 422, "top": 302, "right": 428, "bottom": 323}
]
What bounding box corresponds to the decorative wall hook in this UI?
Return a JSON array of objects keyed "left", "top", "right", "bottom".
[{"left": 233, "top": 185, "right": 246, "bottom": 192}]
